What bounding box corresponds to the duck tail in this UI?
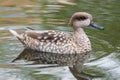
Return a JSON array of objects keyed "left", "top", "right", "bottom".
[
  {"left": 26, "top": 27, "right": 35, "bottom": 30},
  {"left": 9, "top": 29, "right": 22, "bottom": 39}
]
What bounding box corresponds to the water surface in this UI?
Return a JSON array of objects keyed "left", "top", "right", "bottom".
[{"left": 0, "top": 0, "right": 120, "bottom": 80}]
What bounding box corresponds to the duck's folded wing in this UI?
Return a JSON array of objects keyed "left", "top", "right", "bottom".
[{"left": 21, "top": 30, "right": 76, "bottom": 54}]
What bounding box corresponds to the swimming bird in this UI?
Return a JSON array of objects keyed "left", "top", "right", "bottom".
[{"left": 9, "top": 12, "right": 104, "bottom": 73}]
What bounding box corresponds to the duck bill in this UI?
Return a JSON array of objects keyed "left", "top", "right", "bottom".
[{"left": 89, "top": 22, "right": 104, "bottom": 30}]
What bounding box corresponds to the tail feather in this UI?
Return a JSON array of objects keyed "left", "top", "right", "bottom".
[
  {"left": 9, "top": 29, "right": 22, "bottom": 39},
  {"left": 26, "top": 27, "right": 35, "bottom": 30}
]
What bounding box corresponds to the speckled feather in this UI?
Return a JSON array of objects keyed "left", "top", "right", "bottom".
[
  {"left": 10, "top": 12, "right": 97, "bottom": 73},
  {"left": 20, "top": 30, "right": 79, "bottom": 54}
]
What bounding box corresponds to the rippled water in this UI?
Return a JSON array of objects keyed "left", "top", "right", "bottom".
[{"left": 0, "top": 0, "right": 120, "bottom": 80}]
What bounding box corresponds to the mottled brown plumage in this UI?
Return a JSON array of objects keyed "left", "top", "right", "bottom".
[{"left": 9, "top": 12, "right": 104, "bottom": 73}]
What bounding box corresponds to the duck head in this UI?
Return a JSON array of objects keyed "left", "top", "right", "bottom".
[{"left": 69, "top": 12, "right": 104, "bottom": 30}]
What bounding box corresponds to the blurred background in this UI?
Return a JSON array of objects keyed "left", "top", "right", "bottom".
[{"left": 0, "top": 0, "right": 120, "bottom": 80}]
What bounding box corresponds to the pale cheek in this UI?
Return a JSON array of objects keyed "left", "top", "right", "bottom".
[
  {"left": 83, "top": 19, "right": 90, "bottom": 26},
  {"left": 73, "top": 19, "right": 90, "bottom": 27},
  {"left": 74, "top": 21, "right": 82, "bottom": 27}
]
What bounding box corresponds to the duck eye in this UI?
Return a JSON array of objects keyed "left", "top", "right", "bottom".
[{"left": 76, "top": 16, "right": 87, "bottom": 20}]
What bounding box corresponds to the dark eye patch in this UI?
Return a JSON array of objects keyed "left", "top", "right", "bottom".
[{"left": 75, "top": 16, "right": 87, "bottom": 21}]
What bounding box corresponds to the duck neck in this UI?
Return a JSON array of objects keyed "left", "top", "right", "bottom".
[
  {"left": 74, "top": 28, "right": 86, "bottom": 40},
  {"left": 73, "top": 28, "right": 91, "bottom": 51},
  {"left": 74, "top": 28, "right": 85, "bottom": 35}
]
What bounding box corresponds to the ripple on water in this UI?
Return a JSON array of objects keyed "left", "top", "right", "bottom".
[{"left": 0, "top": 0, "right": 119, "bottom": 80}]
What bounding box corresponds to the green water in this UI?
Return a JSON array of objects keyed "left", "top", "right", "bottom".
[{"left": 0, "top": 0, "right": 120, "bottom": 80}]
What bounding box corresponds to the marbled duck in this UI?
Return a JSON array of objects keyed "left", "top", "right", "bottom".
[{"left": 9, "top": 12, "right": 104, "bottom": 72}]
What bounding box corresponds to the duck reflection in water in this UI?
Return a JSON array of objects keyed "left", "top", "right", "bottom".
[{"left": 10, "top": 12, "right": 104, "bottom": 80}]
